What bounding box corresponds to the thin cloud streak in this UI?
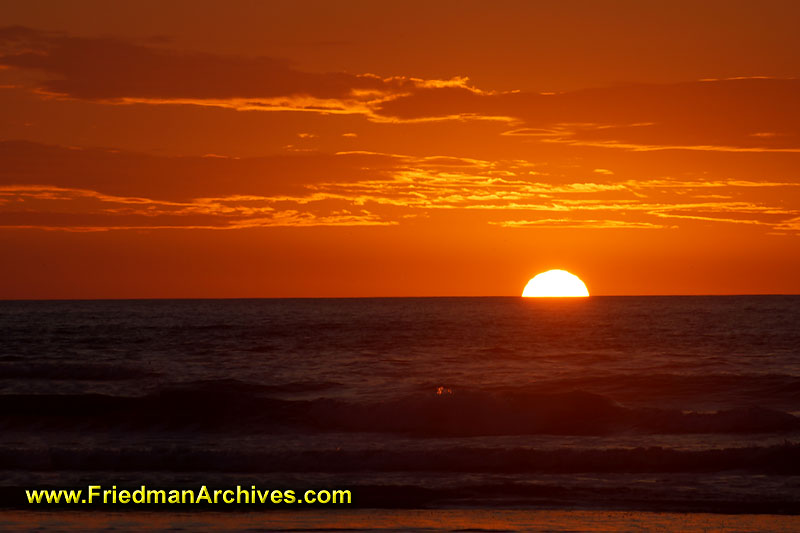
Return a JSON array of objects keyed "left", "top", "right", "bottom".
[{"left": 489, "top": 219, "right": 672, "bottom": 229}]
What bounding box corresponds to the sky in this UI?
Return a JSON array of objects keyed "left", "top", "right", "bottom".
[{"left": 1, "top": 0, "right": 799, "bottom": 297}]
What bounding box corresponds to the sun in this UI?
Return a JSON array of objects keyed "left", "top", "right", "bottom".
[{"left": 522, "top": 270, "right": 589, "bottom": 297}]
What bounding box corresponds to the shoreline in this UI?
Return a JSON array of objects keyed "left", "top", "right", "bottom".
[{"left": 2, "top": 508, "right": 800, "bottom": 532}]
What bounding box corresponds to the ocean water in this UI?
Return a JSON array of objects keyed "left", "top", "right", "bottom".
[{"left": 1, "top": 296, "right": 799, "bottom": 524}]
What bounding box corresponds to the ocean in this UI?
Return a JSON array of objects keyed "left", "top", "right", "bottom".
[{"left": 1, "top": 296, "right": 799, "bottom": 530}]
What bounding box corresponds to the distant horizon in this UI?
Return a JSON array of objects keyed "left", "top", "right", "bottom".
[{"left": 3, "top": 293, "right": 799, "bottom": 302}]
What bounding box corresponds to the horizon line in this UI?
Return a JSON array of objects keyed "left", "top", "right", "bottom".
[{"left": 1, "top": 294, "right": 799, "bottom": 302}]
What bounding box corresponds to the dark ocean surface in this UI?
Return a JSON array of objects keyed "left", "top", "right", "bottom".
[{"left": 1, "top": 296, "right": 799, "bottom": 520}]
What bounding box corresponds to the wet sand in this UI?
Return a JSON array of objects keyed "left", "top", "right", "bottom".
[{"left": 2, "top": 509, "right": 799, "bottom": 532}]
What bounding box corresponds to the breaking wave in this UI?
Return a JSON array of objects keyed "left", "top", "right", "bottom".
[{"left": 1, "top": 380, "right": 797, "bottom": 436}]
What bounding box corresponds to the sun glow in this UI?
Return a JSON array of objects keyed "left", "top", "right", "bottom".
[{"left": 522, "top": 270, "right": 590, "bottom": 297}]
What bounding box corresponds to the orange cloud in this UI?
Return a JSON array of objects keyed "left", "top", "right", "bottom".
[
  {"left": 377, "top": 78, "right": 800, "bottom": 150},
  {"left": 0, "top": 141, "right": 406, "bottom": 201},
  {"left": 0, "top": 26, "right": 477, "bottom": 117},
  {"left": 0, "top": 26, "right": 410, "bottom": 101},
  {"left": 2, "top": 142, "right": 798, "bottom": 233},
  {"left": 5, "top": 28, "right": 797, "bottom": 155},
  {"left": 489, "top": 219, "right": 671, "bottom": 229},
  {"left": 0, "top": 185, "right": 393, "bottom": 231}
]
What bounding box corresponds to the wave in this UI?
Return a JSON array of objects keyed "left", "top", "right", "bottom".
[
  {"left": 0, "top": 362, "right": 158, "bottom": 381},
  {"left": 157, "top": 378, "right": 342, "bottom": 395},
  {"left": 0, "top": 383, "right": 798, "bottom": 436},
  {"left": 1, "top": 442, "right": 798, "bottom": 475},
  {"left": 489, "top": 373, "right": 800, "bottom": 408}
]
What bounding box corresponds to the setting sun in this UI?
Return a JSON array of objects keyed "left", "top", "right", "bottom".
[{"left": 522, "top": 270, "right": 590, "bottom": 297}]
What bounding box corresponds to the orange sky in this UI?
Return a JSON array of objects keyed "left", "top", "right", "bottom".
[{"left": 1, "top": 0, "right": 799, "bottom": 297}]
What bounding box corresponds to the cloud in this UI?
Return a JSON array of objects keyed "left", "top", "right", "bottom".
[
  {"left": 0, "top": 185, "right": 394, "bottom": 231},
  {"left": 489, "top": 219, "right": 672, "bottom": 229},
  {"left": 0, "top": 140, "right": 403, "bottom": 201},
  {"left": 4, "top": 28, "right": 796, "bottom": 153},
  {"left": 2, "top": 141, "right": 798, "bottom": 232},
  {"left": 0, "top": 26, "right": 475, "bottom": 116},
  {"left": 376, "top": 78, "right": 800, "bottom": 150},
  {"left": 0, "top": 26, "right": 410, "bottom": 101}
]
